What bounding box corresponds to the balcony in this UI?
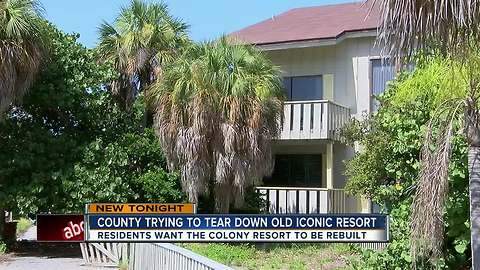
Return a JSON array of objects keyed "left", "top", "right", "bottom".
[
  {"left": 279, "top": 100, "right": 350, "bottom": 141},
  {"left": 256, "top": 187, "right": 362, "bottom": 214}
]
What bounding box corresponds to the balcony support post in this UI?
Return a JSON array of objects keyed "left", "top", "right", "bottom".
[{"left": 326, "top": 142, "right": 334, "bottom": 189}]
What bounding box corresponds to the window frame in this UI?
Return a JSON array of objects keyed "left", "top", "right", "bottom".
[
  {"left": 264, "top": 154, "right": 323, "bottom": 188},
  {"left": 283, "top": 75, "right": 324, "bottom": 101},
  {"left": 369, "top": 57, "right": 396, "bottom": 111}
]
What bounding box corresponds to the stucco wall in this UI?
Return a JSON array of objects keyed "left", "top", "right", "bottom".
[
  {"left": 333, "top": 142, "right": 355, "bottom": 188},
  {"left": 264, "top": 36, "right": 380, "bottom": 117},
  {"left": 265, "top": 37, "right": 379, "bottom": 189}
]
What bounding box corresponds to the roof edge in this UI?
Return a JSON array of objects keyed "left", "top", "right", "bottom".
[{"left": 255, "top": 28, "right": 377, "bottom": 51}]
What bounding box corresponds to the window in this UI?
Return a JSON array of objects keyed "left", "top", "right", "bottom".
[
  {"left": 283, "top": 76, "right": 323, "bottom": 101},
  {"left": 371, "top": 59, "right": 395, "bottom": 96},
  {"left": 263, "top": 154, "right": 322, "bottom": 187}
]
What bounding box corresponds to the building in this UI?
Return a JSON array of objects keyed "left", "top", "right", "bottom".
[{"left": 231, "top": 2, "right": 394, "bottom": 214}]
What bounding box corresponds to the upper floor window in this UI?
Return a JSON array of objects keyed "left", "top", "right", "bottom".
[
  {"left": 283, "top": 75, "right": 323, "bottom": 101},
  {"left": 371, "top": 59, "right": 395, "bottom": 96}
]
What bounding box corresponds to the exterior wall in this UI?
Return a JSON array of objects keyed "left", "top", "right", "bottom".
[
  {"left": 264, "top": 36, "right": 380, "bottom": 118},
  {"left": 333, "top": 142, "right": 355, "bottom": 188},
  {"left": 264, "top": 37, "right": 379, "bottom": 213}
]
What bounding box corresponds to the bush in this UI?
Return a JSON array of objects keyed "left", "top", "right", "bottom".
[
  {"left": 343, "top": 58, "right": 470, "bottom": 269},
  {"left": 16, "top": 218, "right": 33, "bottom": 237},
  {"left": 0, "top": 242, "right": 6, "bottom": 254},
  {"left": 64, "top": 128, "right": 185, "bottom": 210},
  {"left": 230, "top": 186, "right": 266, "bottom": 214}
]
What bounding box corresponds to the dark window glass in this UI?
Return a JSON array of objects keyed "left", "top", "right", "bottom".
[
  {"left": 371, "top": 59, "right": 395, "bottom": 96},
  {"left": 263, "top": 154, "right": 322, "bottom": 187},
  {"left": 282, "top": 76, "right": 323, "bottom": 101},
  {"left": 282, "top": 77, "right": 292, "bottom": 100},
  {"left": 291, "top": 76, "right": 323, "bottom": 101}
]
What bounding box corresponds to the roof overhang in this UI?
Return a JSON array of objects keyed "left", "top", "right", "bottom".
[{"left": 254, "top": 29, "right": 377, "bottom": 51}]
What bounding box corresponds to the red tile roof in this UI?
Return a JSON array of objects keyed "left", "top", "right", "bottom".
[{"left": 230, "top": 2, "right": 380, "bottom": 45}]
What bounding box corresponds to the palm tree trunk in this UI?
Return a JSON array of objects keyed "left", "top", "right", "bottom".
[
  {"left": 141, "top": 71, "right": 154, "bottom": 128},
  {"left": 215, "top": 183, "right": 230, "bottom": 213},
  {"left": 469, "top": 146, "right": 480, "bottom": 269},
  {"left": 467, "top": 96, "right": 480, "bottom": 269}
]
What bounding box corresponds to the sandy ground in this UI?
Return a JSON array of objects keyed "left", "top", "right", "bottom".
[
  {"left": 17, "top": 224, "right": 36, "bottom": 241},
  {"left": 0, "top": 255, "right": 104, "bottom": 270},
  {"left": 0, "top": 226, "right": 108, "bottom": 270}
]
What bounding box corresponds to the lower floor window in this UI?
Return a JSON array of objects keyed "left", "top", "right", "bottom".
[{"left": 263, "top": 154, "right": 322, "bottom": 187}]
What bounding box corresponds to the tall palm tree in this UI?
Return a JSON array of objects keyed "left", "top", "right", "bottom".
[
  {"left": 0, "top": 0, "right": 44, "bottom": 116},
  {"left": 372, "top": 0, "right": 480, "bottom": 266},
  {"left": 97, "top": 0, "right": 189, "bottom": 110},
  {"left": 148, "top": 38, "right": 283, "bottom": 213}
]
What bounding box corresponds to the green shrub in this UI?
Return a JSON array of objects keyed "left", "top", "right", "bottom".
[
  {"left": 118, "top": 259, "right": 129, "bottom": 270},
  {"left": 65, "top": 128, "right": 185, "bottom": 209},
  {"left": 0, "top": 242, "right": 6, "bottom": 254},
  {"left": 343, "top": 58, "right": 470, "bottom": 269},
  {"left": 230, "top": 186, "right": 266, "bottom": 214},
  {"left": 16, "top": 218, "right": 33, "bottom": 237}
]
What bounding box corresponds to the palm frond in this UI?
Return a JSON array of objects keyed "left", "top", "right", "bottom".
[
  {"left": 96, "top": 0, "right": 190, "bottom": 109},
  {"left": 373, "top": 0, "right": 480, "bottom": 61},
  {"left": 373, "top": 0, "right": 480, "bottom": 262},
  {"left": 0, "top": 0, "right": 44, "bottom": 116},
  {"left": 411, "top": 99, "right": 464, "bottom": 262},
  {"left": 149, "top": 38, "right": 283, "bottom": 212}
]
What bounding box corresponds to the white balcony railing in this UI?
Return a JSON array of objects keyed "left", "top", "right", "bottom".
[
  {"left": 81, "top": 242, "right": 233, "bottom": 270},
  {"left": 280, "top": 100, "right": 350, "bottom": 140},
  {"left": 256, "top": 187, "right": 361, "bottom": 214},
  {"left": 255, "top": 187, "right": 387, "bottom": 250}
]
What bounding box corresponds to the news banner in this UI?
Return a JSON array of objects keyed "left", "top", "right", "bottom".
[{"left": 36, "top": 203, "right": 389, "bottom": 243}]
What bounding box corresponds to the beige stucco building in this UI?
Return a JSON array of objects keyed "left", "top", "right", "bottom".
[{"left": 232, "top": 2, "right": 393, "bottom": 214}]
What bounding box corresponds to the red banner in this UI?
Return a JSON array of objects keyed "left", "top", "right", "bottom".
[{"left": 36, "top": 214, "right": 84, "bottom": 242}]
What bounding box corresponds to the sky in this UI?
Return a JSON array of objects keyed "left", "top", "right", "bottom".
[{"left": 39, "top": 0, "right": 357, "bottom": 48}]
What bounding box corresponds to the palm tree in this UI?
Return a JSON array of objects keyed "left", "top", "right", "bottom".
[
  {"left": 97, "top": 0, "right": 189, "bottom": 110},
  {"left": 148, "top": 38, "right": 284, "bottom": 213},
  {"left": 0, "top": 0, "right": 44, "bottom": 241},
  {"left": 0, "top": 0, "right": 45, "bottom": 116},
  {"left": 372, "top": 0, "right": 480, "bottom": 266}
]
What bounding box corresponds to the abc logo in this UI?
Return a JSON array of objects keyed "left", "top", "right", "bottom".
[{"left": 63, "top": 221, "right": 84, "bottom": 240}]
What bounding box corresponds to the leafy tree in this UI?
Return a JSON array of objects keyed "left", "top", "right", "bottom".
[
  {"left": 149, "top": 38, "right": 283, "bottom": 213},
  {"left": 0, "top": 24, "right": 184, "bottom": 216},
  {"left": 64, "top": 124, "right": 185, "bottom": 211},
  {"left": 0, "top": 0, "right": 45, "bottom": 115},
  {"left": 97, "top": 0, "right": 189, "bottom": 110},
  {"left": 344, "top": 58, "right": 470, "bottom": 269},
  {"left": 374, "top": 0, "right": 480, "bottom": 264}
]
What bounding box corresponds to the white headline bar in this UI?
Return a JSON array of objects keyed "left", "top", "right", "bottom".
[{"left": 87, "top": 229, "right": 388, "bottom": 242}]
